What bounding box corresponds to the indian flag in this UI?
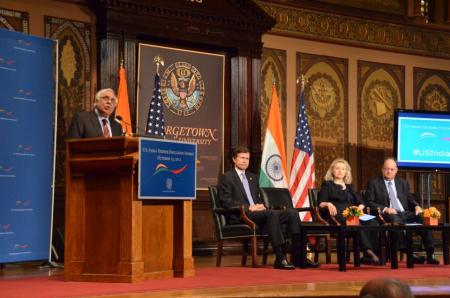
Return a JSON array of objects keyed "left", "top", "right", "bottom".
[{"left": 259, "top": 84, "right": 288, "bottom": 188}]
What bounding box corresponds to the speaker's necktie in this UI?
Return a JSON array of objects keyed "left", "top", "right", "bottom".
[
  {"left": 241, "top": 173, "right": 255, "bottom": 206},
  {"left": 102, "top": 118, "right": 111, "bottom": 138},
  {"left": 388, "top": 181, "right": 404, "bottom": 212}
]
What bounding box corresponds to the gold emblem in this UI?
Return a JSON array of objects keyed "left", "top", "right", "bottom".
[
  {"left": 421, "top": 84, "right": 448, "bottom": 111},
  {"left": 365, "top": 80, "right": 397, "bottom": 123},
  {"left": 306, "top": 73, "right": 339, "bottom": 119}
]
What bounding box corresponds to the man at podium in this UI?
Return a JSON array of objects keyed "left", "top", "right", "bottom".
[{"left": 68, "top": 88, "right": 123, "bottom": 139}]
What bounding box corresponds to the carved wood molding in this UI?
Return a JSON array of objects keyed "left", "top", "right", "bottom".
[
  {"left": 0, "top": 7, "right": 29, "bottom": 33},
  {"left": 414, "top": 67, "right": 450, "bottom": 111},
  {"left": 88, "top": 0, "right": 275, "bottom": 58},
  {"left": 256, "top": 1, "right": 450, "bottom": 59}
]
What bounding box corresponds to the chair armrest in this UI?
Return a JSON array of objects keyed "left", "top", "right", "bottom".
[
  {"left": 295, "top": 207, "right": 311, "bottom": 213},
  {"left": 214, "top": 206, "right": 241, "bottom": 216},
  {"left": 269, "top": 206, "right": 287, "bottom": 211},
  {"left": 376, "top": 207, "right": 389, "bottom": 225},
  {"left": 240, "top": 205, "right": 257, "bottom": 230},
  {"left": 316, "top": 206, "right": 340, "bottom": 225},
  {"left": 330, "top": 215, "right": 341, "bottom": 226},
  {"left": 314, "top": 207, "right": 330, "bottom": 225}
]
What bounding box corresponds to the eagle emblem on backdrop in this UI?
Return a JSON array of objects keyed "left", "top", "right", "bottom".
[{"left": 161, "top": 62, "right": 205, "bottom": 116}]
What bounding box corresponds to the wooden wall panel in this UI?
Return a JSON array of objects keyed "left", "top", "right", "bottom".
[
  {"left": 357, "top": 61, "right": 405, "bottom": 189},
  {"left": 45, "top": 16, "right": 92, "bottom": 188},
  {"left": 261, "top": 48, "right": 287, "bottom": 147},
  {"left": 296, "top": 53, "right": 348, "bottom": 185}
]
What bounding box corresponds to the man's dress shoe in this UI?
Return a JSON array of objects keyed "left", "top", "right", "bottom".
[
  {"left": 427, "top": 257, "right": 440, "bottom": 265},
  {"left": 274, "top": 258, "right": 295, "bottom": 270},
  {"left": 293, "top": 258, "right": 320, "bottom": 268},
  {"left": 306, "top": 259, "right": 320, "bottom": 268}
]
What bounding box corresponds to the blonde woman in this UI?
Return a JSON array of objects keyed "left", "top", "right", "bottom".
[{"left": 318, "top": 158, "right": 380, "bottom": 265}]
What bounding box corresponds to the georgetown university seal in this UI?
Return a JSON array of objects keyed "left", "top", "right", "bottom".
[{"left": 161, "top": 61, "right": 205, "bottom": 116}]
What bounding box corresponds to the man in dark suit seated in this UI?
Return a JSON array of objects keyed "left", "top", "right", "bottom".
[
  {"left": 68, "top": 88, "right": 123, "bottom": 139},
  {"left": 218, "top": 146, "right": 319, "bottom": 269},
  {"left": 365, "top": 157, "right": 439, "bottom": 264}
]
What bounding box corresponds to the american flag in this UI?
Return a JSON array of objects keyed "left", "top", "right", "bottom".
[
  {"left": 289, "top": 83, "right": 315, "bottom": 221},
  {"left": 146, "top": 73, "right": 165, "bottom": 138}
]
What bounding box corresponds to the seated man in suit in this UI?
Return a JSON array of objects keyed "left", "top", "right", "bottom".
[
  {"left": 219, "top": 146, "right": 319, "bottom": 269},
  {"left": 68, "top": 88, "right": 123, "bottom": 139},
  {"left": 365, "top": 157, "right": 439, "bottom": 264}
]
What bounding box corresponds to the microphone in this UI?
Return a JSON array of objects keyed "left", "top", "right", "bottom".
[
  {"left": 115, "top": 115, "right": 147, "bottom": 137},
  {"left": 114, "top": 115, "right": 128, "bottom": 136}
]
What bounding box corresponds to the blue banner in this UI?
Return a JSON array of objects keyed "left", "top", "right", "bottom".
[
  {"left": 139, "top": 138, "right": 196, "bottom": 199},
  {"left": 0, "top": 29, "right": 56, "bottom": 263}
]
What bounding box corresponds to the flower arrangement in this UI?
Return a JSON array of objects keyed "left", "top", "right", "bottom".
[
  {"left": 422, "top": 207, "right": 441, "bottom": 219},
  {"left": 342, "top": 206, "right": 363, "bottom": 218}
]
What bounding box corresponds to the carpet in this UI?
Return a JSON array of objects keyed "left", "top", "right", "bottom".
[{"left": 1, "top": 264, "right": 449, "bottom": 298}]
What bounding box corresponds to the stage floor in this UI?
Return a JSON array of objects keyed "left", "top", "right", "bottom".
[{"left": 1, "top": 254, "right": 450, "bottom": 297}]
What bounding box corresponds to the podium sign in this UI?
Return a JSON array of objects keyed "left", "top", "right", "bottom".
[{"left": 139, "top": 138, "right": 196, "bottom": 200}]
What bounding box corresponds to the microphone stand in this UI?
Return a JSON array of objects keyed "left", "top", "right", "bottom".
[{"left": 115, "top": 115, "right": 147, "bottom": 137}]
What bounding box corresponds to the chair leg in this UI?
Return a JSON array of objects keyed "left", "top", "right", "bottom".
[
  {"left": 326, "top": 235, "right": 332, "bottom": 264},
  {"left": 251, "top": 236, "right": 257, "bottom": 268},
  {"left": 314, "top": 246, "right": 319, "bottom": 263},
  {"left": 242, "top": 239, "right": 249, "bottom": 266},
  {"left": 262, "top": 238, "right": 269, "bottom": 265},
  {"left": 379, "top": 231, "right": 387, "bottom": 265},
  {"left": 216, "top": 240, "right": 223, "bottom": 267},
  {"left": 314, "top": 239, "right": 320, "bottom": 263}
]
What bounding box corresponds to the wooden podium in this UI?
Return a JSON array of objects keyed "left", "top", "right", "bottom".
[{"left": 65, "top": 136, "right": 195, "bottom": 282}]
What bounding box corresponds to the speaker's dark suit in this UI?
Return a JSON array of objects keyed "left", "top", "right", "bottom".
[
  {"left": 318, "top": 181, "right": 379, "bottom": 251},
  {"left": 218, "top": 169, "right": 300, "bottom": 248},
  {"left": 68, "top": 111, "right": 123, "bottom": 139},
  {"left": 365, "top": 176, "right": 434, "bottom": 251}
]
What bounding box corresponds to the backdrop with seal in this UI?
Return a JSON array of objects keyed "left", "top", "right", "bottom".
[{"left": 137, "top": 44, "right": 224, "bottom": 189}]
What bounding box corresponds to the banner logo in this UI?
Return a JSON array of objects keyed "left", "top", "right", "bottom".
[
  {"left": 1, "top": 224, "right": 11, "bottom": 231},
  {"left": 0, "top": 224, "right": 13, "bottom": 235},
  {"left": 161, "top": 62, "right": 205, "bottom": 116},
  {"left": 0, "top": 56, "right": 16, "bottom": 71},
  {"left": 16, "top": 200, "right": 31, "bottom": 207},
  {"left": 0, "top": 165, "right": 13, "bottom": 172},
  {"left": 0, "top": 108, "right": 16, "bottom": 121},
  {"left": 0, "top": 165, "right": 15, "bottom": 178},
  {"left": 13, "top": 244, "right": 30, "bottom": 250},
  {"left": 14, "top": 39, "right": 35, "bottom": 53},
  {"left": 152, "top": 163, "right": 188, "bottom": 176},
  {"left": 14, "top": 89, "right": 36, "bottom": 102},
  {"left": 14, "top": 144, "right": 35, "bottom": 156}
]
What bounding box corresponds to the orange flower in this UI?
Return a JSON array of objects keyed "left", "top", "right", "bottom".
[
  {"left": 423, "top": 207, "right": 441, "bottom": 218},
  {"left": 342, "top": 206, "right": 363, "bottom": 218}
]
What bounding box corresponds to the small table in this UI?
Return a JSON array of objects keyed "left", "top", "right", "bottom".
[
  {"left": 299, "top": 224, "right": 383, "bottom": 272},
  {"left": 387, "top": 223, "right": 450, "bottom": 269}
]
